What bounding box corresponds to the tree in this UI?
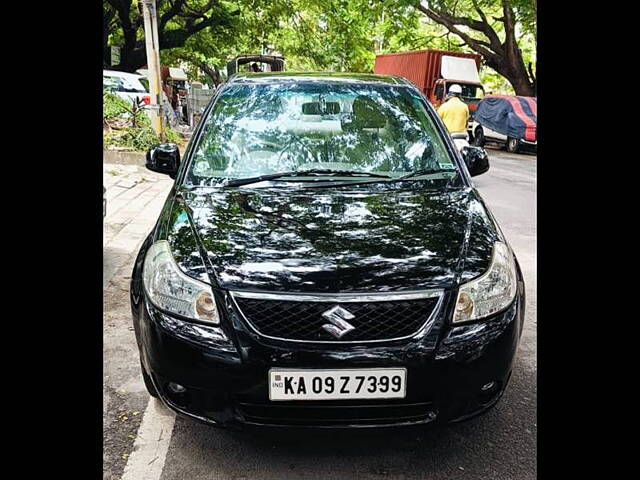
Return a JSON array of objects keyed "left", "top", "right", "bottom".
[
  {"left": 272, "top": 0, "right": 427, "bottom": 72},
  {"left": 411, "top": 0, "right": 536, "bottom": 95},
  {"left": 104, "top": 0, "right": 239, "bottom": 72},
  {"left": 161, "top": 0, "right": 293, "bottom": 86},
  {"left": 103, "top": 0, "right": 536, "bottom": 95}
]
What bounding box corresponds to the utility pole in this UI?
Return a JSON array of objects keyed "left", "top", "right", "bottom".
[{"left": 140, "top": 0, "right": 165, "bottom": 141}]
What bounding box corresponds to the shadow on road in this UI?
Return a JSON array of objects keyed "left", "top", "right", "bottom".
[{"left": 483, "top": 144, "right": 537, "bottom": 158}]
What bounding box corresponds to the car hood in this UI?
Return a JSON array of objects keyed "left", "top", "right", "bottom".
[{"left": 166, "top": 186, "right": 500, "bottom": 293}]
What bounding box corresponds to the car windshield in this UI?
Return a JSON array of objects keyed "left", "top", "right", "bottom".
[
  {"left": 103, "top": 75, "right": 148, "bottom": 94},
  {"left": 185, "top": 81, "right": 459, "bottom": 187},
  {"left": 459, "top": 85, "right": 484, "bottom": 100}
]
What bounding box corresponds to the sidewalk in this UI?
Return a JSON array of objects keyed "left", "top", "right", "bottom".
[
  {"left": 103, "top": 164, "right": 173, "bottom": 287},
  {"left": 103, "top": 162, "right": 173, "bottom": 480}
]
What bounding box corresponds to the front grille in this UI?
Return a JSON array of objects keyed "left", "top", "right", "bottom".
[
  {"left": 236, "top": 401, "right": 436, "bottom": 427},
  {"left": 233, "top": 295, "right": 440, "bottom": 342}
]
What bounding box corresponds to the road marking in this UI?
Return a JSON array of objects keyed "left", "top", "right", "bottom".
[{"left": 121, "top": 398, "right": 176, "bottom": 480}]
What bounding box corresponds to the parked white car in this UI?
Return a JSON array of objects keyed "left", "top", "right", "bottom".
[
  {"left": 471, "top": 120, "right": 537, "bottom": 153},
  {"left": 103, "top": 70, "right": 150, "bottom": 106}
]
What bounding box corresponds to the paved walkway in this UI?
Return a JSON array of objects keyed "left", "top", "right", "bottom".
[
  {"left": 103, "top": 165, "right": 173, "bottom": 288},
  {"left": 103, "top": 163, "right": 174, "bottom": 480}
]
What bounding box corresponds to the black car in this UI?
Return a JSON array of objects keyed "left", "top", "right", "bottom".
[{"left": 130, "top": 73, "right": 525, "bottom": 429}]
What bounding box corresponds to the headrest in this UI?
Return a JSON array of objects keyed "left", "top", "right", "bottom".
[
  {"left": 302, "top": 101, "right": 341, "bottom": 115},
  {"left": 351, "top": 96, "right": 386, "bottom": 129}
]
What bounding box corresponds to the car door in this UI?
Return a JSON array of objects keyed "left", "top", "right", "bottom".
[{"left": 484, "top": 125, "right": 506, "bottom": 141}]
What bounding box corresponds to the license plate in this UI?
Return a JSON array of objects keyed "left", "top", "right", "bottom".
[{"left": 269, "top": 368, "right": 407, "bottom": 401}]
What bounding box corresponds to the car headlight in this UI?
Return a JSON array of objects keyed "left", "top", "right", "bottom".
[
  {"left": 142, "top": 240, "right": 219, "bottom": 324},
  {"left": 453, "top": 242, "right": 517, "bottom": 323}
]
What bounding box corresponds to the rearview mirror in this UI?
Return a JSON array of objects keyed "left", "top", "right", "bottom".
[
  {"left": 146, "top": 143, "right": 180, "bottom": 178},
  {"left": 461, "top": 146, "right": 490, "bottom": 177}
]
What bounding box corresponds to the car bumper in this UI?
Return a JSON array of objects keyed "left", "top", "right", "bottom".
[{"left": 135, "top": 289, "right": 524, "bottom": 429}]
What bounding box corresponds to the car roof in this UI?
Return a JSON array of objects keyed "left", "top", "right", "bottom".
[
  {"left": 103, "top": 69, "right": 145, "bottom": 79},
  {"left": 483, "top": 94, "right": 537, "bottom": 101},
  {"left": 227, "top": 72, "right": 414, "bottom": 87}
]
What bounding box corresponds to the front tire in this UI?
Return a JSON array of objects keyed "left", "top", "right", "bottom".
[
  {"left": 473, "top": 126, "right": 485, "bottom": 147},
  {"left": 506, "top": 137, "right": 519, "bottom": 153}
]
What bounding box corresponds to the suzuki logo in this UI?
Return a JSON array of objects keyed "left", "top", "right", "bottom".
[{"left": 321, "top": 306, "right": 356, "bottom": 339}]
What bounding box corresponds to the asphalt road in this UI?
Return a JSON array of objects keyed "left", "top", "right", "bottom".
[{"left": 103, "top": 146, "right": 536, "bottom": 480}]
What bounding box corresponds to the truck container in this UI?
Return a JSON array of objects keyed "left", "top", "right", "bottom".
[{"left": 373, "top": 49, "right": 485, "bottom": 112}]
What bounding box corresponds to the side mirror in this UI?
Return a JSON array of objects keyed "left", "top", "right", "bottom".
[
  {"left": 461, "top": 146, "right": 490, "bottom": 177},
  {"left": 146, "top": 143, "right": 180, "bottom": 178}
]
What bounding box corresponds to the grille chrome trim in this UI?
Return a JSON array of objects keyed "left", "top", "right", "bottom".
[
  {"left": 229, "top": 290, "right": 444, "bottom": 344},
  {"left": 230, "top": 290, "right": 443, "bottom": 303}
]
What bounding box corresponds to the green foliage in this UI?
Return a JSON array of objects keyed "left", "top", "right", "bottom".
[
  {"left": 164, "top": 126, "right": 182, "bottom": 144},
  {"left": 103, "top": 92, "right": 151, "bottom": 127},
  {"left": 103, "top": 91, "right": 183, "bottom": 151},
  {"left": 273, "top": 0, "right": 428, "bottom": 72},
  {"left": 155, "top": 0, "right": 443, "bottom": 76},
  {"left": 406, "top": 0, "right": 536, "bottom": 94},
  {"left": 107, "top": 126, "right": 162, "bottom": 151},
  {"left": 160, "top": 0, "right": 293, "bottom": 84},
  {"left": 104, "top": 124, "right": 183, "bottom": 152},
  {"left": 481, "top": 69, "right": 515, "bottom": 95},
  {"left": 103, "top": 92, "right": 131, "bottom": 119},
  {"left": 106, "top": 0, "right": 535, "bottom": 99},
  {"left": 105, "top": 0, "right": 241, "bottom": 72}
]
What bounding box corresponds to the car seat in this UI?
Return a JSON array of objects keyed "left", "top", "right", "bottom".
[{"left": 347, "top": 96, "right": 388, "bottom": 136}]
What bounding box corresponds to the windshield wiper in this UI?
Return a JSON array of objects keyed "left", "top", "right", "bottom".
[
  {"left": 392, "top": 168, "right": 457, "bottom": 182},
  {"left": 224, "top": 169, "right": 392, "bottom": 187},
  {"left": 302, "top": 168, "right": 457, "bottom": 188}
]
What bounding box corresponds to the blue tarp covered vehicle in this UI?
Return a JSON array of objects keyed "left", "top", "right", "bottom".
[{"left": 474, "top": 95, "right": 537, "bottom": 143}]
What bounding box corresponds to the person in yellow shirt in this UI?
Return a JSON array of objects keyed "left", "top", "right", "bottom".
[{"left": 437, "top": 84, "right": 469, "bottom": 135}]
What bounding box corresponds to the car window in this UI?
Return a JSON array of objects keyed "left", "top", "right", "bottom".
[
  {"left": 103, "top": 75, "right": 148, "bottom": 94},
  {"left": 434, "top": 84, "right": 444, "bottom": 101},
  {"left": 138, "top": 77, "right": 150, "bottom": 92},
  {"left": 119, "top": 76, "right": 147, "bottom": 93},
  {"left": 103, "top": 75, "right": 119, "bottom": 92},
  {"left": 186, "top": 82, "right": 457, "bottom": 186},
  {"left": 459, "top": 84, "right": 483, "bottom": 100}
]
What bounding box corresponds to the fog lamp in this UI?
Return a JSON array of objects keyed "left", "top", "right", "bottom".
[
  {"left": 481, "top": 381, "right": 497, "bottom": 392},
  {"left": 168, "top": 382, "right": 186, "bottom": 394}
]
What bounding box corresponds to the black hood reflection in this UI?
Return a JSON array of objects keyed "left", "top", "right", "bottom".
[{"left": 167, "top": 186, "right": 499, "bottom": 293}]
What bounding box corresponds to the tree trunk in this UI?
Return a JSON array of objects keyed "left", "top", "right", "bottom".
[
  {"left": 192, "top": 61, "right": 220, "bottom": 86},
  {"left": 503, "top": 50, "right": 535, "bottom": 96},
  {"left": 511, "top": 75, "right": 535, "bottom": 97},
  {"left": 119, "top": 47, "right": 149, "bottom": 73},
  {"left": 483, "top": 53, "right": 535, "bottom": 96},
  {"left": 500, "top": 1, "right": 535, "bottom": 96}
]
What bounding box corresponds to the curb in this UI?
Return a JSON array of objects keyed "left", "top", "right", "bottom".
[{"left": 103, "top": 150, "right": 146, "bottom": 166}]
